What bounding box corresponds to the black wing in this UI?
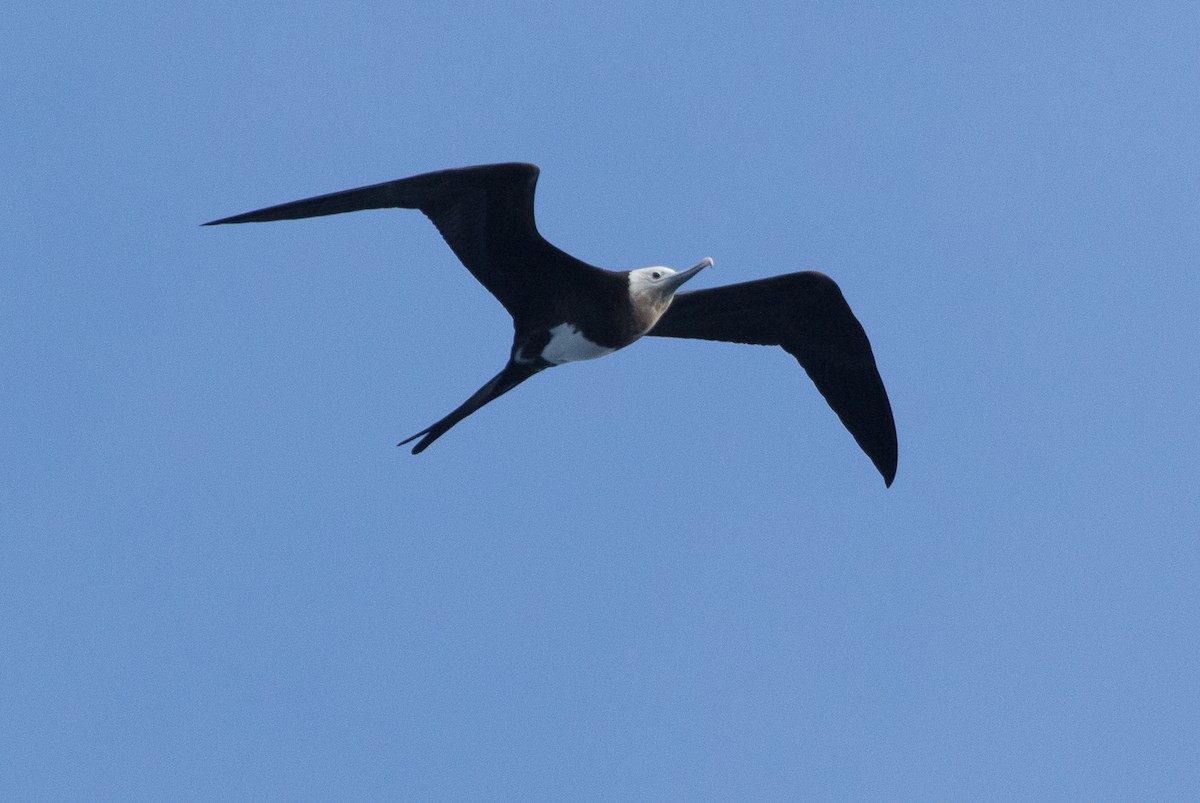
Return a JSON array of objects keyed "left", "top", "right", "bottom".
[
  {"left": 649, "top": 272, "right": 898, "bottom": 486},
  {"left": 204, "top": 162, "right": 599, "bottom": 325}
]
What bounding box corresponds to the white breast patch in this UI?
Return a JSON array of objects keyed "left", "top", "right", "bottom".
[{"left": 541, "top": 323, "right": 616, "bottom": 365}]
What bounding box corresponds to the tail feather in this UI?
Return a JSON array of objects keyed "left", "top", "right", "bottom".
[{"left": 399, "top": 362, "right": 539, "bottom": 454}]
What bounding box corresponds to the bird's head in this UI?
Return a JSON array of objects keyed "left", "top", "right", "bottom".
[{"left": 627, "top": 257, "right": 712, "bottom": 321}]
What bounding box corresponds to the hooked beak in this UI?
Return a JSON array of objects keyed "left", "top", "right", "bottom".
[{"left": 664, "top": 257, "right": 712, "bottom": 294}]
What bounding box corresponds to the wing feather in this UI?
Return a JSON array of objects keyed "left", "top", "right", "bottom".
[
  {"left": 204, "top": 163, "right": 598, "bottom": 324},
  {"left": 650, "top": 272, "right": 898, "bottom": 485}
]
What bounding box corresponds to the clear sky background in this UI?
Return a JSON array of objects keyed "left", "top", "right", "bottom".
[{"left": 4, "top": 2, "right": 1198, "bottom": 799}]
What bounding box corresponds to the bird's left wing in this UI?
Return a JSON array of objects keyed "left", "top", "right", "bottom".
[
  {"left": 648, "top": 271, "right": 898, "bottom": 486},
  {"left": 204, "top": 163, "right": 597, "bottom": 325}
]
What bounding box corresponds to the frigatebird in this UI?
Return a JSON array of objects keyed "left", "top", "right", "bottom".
[{"left": 205, "top": 163, "right": 897, "bottom": 485}]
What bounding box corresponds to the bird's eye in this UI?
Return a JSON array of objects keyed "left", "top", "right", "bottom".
[{"left": 651, "top": 271, "right": 662, "bottom": 280}]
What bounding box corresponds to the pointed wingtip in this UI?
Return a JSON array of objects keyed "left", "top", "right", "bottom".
[
  {"left": 878, "top": 453, "right": 897, "bottom": 487},
  {"left": 874, "top": 445, "right": 897, "bottom": 488},
  {"left": 202, "top": 213, "right": 251, "bottom": 226},
  {"left": 201, "top": 213, "right": 238, "bottom": 226}
]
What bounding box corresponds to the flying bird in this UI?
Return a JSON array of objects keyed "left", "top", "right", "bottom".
[{"left": 204, "top": 163, "right": 897, "bottom": 485}]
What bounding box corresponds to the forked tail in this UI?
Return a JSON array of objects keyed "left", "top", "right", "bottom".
[{"left": 399, "top": 362, "right": 540, "bottom": 454}]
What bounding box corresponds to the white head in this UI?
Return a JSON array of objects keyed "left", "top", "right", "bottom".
[{"left": 627, "top": 258, "right": 712, "bottom": 321}]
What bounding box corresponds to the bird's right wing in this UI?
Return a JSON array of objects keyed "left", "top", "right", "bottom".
[
  {"left": 204, "top": 163, "right": 597, "bottom": 324},
  {"left": 648, "top": 272, "right": 898, "bottom": 486}
]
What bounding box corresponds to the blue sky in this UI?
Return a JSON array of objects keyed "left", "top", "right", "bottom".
[{"left": 4, "top": 2, "right": 1198, "bottom": 799}]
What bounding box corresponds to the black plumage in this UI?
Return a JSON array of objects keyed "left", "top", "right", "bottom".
[
  {"left": 205, "top": 162, "right": 897, "bottom": 485},
  {"left": 647, "top": 273, "right": 897, "bottom": 485}
]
